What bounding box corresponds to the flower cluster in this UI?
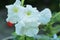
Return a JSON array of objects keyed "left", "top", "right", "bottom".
[{"left": 6, "top": 0, "right": 52, "bottom": 37}]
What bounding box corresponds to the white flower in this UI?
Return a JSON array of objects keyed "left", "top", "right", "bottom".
[
  {"left": 15, "top": 20, "right": 40, "bottom": 37},
  {"left": 6, "top": 0, "right": 25, "bottom": 23},
  {"left": 6, "top": 0, "right": 21, "bottom": 17},
  {"left": 6, "top": 6, "right": 25, "bottom": 23},
  {"left": 38, "top": 8, "right": 52, "bottom": 24},
  {"left": 19, "top": 5, "right": 39, "bottom": 19},
  {"left": 15, "top": 4, "right": 41, "bottom": 24}
]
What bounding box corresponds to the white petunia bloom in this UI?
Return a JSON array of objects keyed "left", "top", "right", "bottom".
[
  {"left": 6, "top": 0, "right": 25, "bottom": 23},
  {"left": 38, "top": 8, "right": 52, "bottom": 24},
  {"left": 19, "top": 5, "right": 39, "bottom": 18},
  {"left": 6, "top": 0, "right": 21, "bottom": 17},
  {"left": 15, "top": 5, "right": 41, "bottom": 24},
  {"left": 6, "top": 6, "right": 25, "bottom": 23}
]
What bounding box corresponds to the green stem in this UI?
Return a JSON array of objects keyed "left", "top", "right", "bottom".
[{"left": 21, "top": 0, "right": 25, "bottom": 6}]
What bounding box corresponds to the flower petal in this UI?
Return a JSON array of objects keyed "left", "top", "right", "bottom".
[
  {"left": 6, "top": 15, "right": 20, "bottom": 24},
  {"left": 39, "top": 8, "right": 52, "bottom": 24},
  {"left": 15, "top": 21, "right": 25, "bottom": 35}
]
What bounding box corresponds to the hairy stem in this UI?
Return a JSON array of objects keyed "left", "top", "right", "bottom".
[{"left": 21, "top": 0, "right": 25, "bottom": 6}]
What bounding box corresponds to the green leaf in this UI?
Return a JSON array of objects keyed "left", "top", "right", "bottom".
[
  {"left": 26, "top": 36, "right": 35, "bottom": 40},
  {"left": 54, "top": 12, "right": 60, "bottom": 22},
  {"left": 18, "top": 36, "right": 25, "bottom": 40},
  {"left": 13, "top": 35, "right": 35, "bottom": 40},
  {"left": 52, "top": 25, "right": 60, "bottom": 34},
  {"left": 12, "top": 32, "right": 17, "bottom": 36},
  {"left": 35, "top": 35, "right": 50, "bottom": 40},
  {"left": 51, "top": 12, "right": 60, "bottom": 23},
  {"left": 48, "top": 12, "right": 60, "bottom": 25},
  {"left": 14, "top": 35, "right": 26, "bottom": 40}
]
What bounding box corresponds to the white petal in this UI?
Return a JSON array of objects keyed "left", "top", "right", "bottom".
[
  {"left": 14, "top": 0, "right": 21, "bottom": 6},
  {"left": 26, "top": 5, "right": 32, "bottom": 9},
  {"left": 39, "top": 8, "right": 52, "bottom": 24},
  {"left": 25, "top": 28, "right": 39, "bottom": 37},
  {"left": 22, "top": 19, "right": 39, "bottom": 37},
  {"left": 6, "top": 5, "right": 13, "bottom": 9},
  {"left": 15, "top": 19, "right": 39, "bottom": 36},
  {"left": 15, "top": 21, "right": 25, "bottom": 35},
  {"left": 24, "top": 20, "right": 40, "bottom": 27},
  {"left": 6, "top": 15, "right": 20, "bottom": 23}
]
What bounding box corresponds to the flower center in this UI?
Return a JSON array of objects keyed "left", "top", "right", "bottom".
[
  {"left": 26, "top": 11, "right": 31, "bottom": 16},
  {"left": 13, "top": 7, "right": 18, "bottom": 13}
]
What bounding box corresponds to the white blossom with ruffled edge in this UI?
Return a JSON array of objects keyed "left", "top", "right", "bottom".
[
  {"left": 6, "top": 6, "right": 25, "bottom": 23},
  {"left": 18, "top": 5, "right": 40, "bottom": 22},
  {"left": 6, "top": 0, "right": 25, "bottom": 23},
  {"left": 6, "top": 0, "right": 21, "bottom": 17},
  {"left": 38, "top": 8, "right": 52, "bottom": 24}
]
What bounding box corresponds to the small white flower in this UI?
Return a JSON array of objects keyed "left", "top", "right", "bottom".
[
  {"left": 6, "top": 0, "right": 25, "bottom": 23},
  {"left": 14, "top": 4, "right": 41, "bottom": 24},
  {"left": 6, "top": 6, "right": 25, "bottom": 23},
  {"left": 38, "top": 8, "right": 52, "bottom": 24},
  {"left": 18, "top": 5, "right": 40, "bottom": 23},
  {"left": 6, "top": 0, "right": 21, "bottom": 17}
]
